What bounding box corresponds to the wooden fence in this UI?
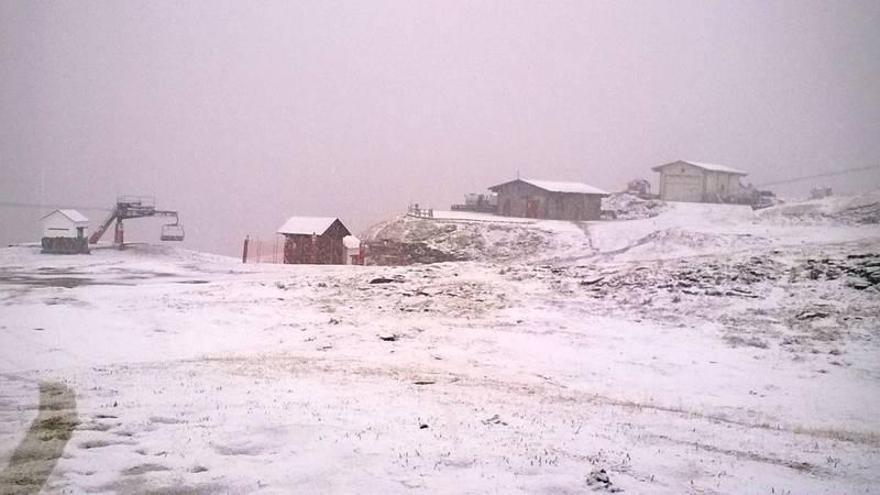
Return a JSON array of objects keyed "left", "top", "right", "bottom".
[{"left": 407, "top": 204, "right": 434, "bottom": 218}]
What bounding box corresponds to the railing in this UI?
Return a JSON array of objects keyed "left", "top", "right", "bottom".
[
  {"left": 451, "top": 203, "right": 497, "bottom": 213},
  {"left": 407, "top": 204, "right": 434, "bottom": 218},
  {"left": 116, "top": 195, "right": 155, "bottom": 207}
]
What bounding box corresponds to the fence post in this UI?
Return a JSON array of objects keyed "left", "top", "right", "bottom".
[{"left": 242, "top": 235, "right": 249, "bottom": 264}]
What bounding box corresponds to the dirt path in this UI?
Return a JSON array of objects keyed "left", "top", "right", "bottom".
[{"left": 0, "top": 382, "right": 77, "bottom": 495}]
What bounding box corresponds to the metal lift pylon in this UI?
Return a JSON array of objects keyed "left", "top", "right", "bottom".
[{"left": 89, "top": 196, "right": 184, "bottom": 248}]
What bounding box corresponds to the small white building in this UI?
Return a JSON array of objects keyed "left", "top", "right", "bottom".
[
  {"left": 343, "top": 235, "right": 361, "bottom": 265},
  {"left": 40, "top": 209, "right": 90, "bottom": 254},
  {"left": 41, "top": 209, "right": 89, "bottom": 239},
  {"left": 652, "top": 160, "right": 748, "bottom": 203}
]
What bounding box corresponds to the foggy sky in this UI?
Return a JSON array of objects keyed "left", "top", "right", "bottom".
[{"left": 2, "top": 0, "right": 879, "bottom": 255}]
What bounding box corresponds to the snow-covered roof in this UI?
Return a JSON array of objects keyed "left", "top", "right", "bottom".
[
  {"left": 343, "top": 235, "right": 361, "bottom": 249},
  {"left": 653, "top": 160, "right": 748, "bottom": 175},
  {"left": 490, "top": 178, "right": 609, "bottom": 195},
  {"left": 277, "top": 216, "right": 349, "bottom": 236},
  {"left": 41, "top": 209, "right": 89, "bottom": 224}
]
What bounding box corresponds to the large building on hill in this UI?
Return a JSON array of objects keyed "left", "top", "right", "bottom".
[
  {"left": 488, "top": 178, "right": 609, "bottom": 221},
  {"left": 652, "top": 160, "right": 748, "bottom": 203},
  {"left": 276, "top": 216, "right": 351, "bottom": 264}
]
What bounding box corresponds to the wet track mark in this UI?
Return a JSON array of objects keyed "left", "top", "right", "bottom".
[{"left": 0, "top": 382, "right": 77, "bottom": 495}]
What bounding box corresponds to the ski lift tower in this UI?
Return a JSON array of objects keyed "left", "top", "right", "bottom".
[{"left": 89, "top": 195, "right": 185, "bottom": 248}]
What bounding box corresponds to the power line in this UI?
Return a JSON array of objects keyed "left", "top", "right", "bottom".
[
  {"left": 757, "top": 164, "right": 880, "bottom": 187},
  {"left": 0, "top": 201, "right": 112, "bottom": 212}
]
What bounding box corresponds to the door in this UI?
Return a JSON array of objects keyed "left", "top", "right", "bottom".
[
  {"left": 663, "top": 174, "right": 703, "bottom": 202},
  {"left": 526, "top": 198, "right": 540, "bottom": 218}
]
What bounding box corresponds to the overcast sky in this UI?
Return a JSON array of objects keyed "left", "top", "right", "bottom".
[{"left": 2, "top": 0, "right": 879, "bottom": 255}]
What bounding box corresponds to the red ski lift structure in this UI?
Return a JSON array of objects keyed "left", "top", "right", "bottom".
[{"left": 89, "top": 195, "right": 185, "bottom": 248}]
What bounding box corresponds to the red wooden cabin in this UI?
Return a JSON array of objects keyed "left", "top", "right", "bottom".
[{"left": 276, "top": 217, "right": 351, "bottom": 265}]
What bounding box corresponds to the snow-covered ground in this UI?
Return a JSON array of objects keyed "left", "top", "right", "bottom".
[{"left": 1, "top": 195, "right": 879, "bottom": 494}]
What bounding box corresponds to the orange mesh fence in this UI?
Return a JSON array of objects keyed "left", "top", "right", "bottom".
[{"left": 242, "top": 236, "right": 284, "bottom": 264}]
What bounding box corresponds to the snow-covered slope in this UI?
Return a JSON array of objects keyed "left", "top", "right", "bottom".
[
  {"left": 758, "top": 189, "right": 880, "bottom": 225},
  {"left": 363, "top": 212, "right": 592, "bottom": 263},
  {"left": 365, "top": 192, "right": 880, "bottom": 265},
  {"left": 1, "top": 194, "right": 879, "bottom": 494}
]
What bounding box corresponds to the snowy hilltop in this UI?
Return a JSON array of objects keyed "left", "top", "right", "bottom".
[{"left": 0, "top": 192, "right": 879, "bottom": 494}]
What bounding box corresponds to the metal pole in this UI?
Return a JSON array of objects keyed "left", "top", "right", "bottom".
[
  {"left": 242, "top": 235, "right": 249, "bottom": 264},
  {"left": 115, "top": 220, "right": 125, "bottom": 249}
]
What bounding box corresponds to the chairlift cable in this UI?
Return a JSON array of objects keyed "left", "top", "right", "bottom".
[
  {"left": 756, "top": 164, "right": 880, "bottom": 187},
  {"left": 0, "top": 201, "right": 113, "bottom": 211}
]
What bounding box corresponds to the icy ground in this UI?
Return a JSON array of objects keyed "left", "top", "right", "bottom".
[{"left": 1, "top": 198, "right": 880, "bottom": 494}]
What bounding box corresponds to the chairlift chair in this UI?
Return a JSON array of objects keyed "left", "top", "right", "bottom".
[{"left": 160, "top": 223, "right": 185, "bottom": 241}]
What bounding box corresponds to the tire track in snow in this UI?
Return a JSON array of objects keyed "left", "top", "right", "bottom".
[{"left": 0, "top": 382, "right": 77, "bottom": 495}]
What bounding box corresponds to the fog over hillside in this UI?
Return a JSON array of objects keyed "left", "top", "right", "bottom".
[
  {"left": 2, "top": 3, "right": 880, "bottom": 491},
  {"left": 2, "top": 193, "right": 879, "bottom": 492},
  {"left": 2, "top": 1, "right": 879, "bottom": 255}
]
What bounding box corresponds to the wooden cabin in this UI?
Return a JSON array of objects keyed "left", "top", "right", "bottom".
[
  {"left": 488, "top": 178, "right": 608, "bottom": 221},
  {"left": 276, "top": 216, "right": 351, "bottom": 265}
]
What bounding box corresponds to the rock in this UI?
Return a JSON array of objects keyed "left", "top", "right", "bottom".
[
  {"left": 601, "top": 193, "right": 666, "bottom": 220},
  {"left": 847, "top": 253, "right": 875, "bottom": 259},
  {"left": 587, "top": 469, "right": 610, "bottom": 485},
  {"left": 481, "top": 414, "right": 507, "bottom": 426},
  {"left": 369, "top": 277, "right": 399, "bottom": 284},
  {"left": 585, "top": 468, "right": 622, "bottom": 492},
  {"left": 378, "top": 333, "right": 398, "bottom": 341},
  {"left": 580, "top": 276, "right": 605, "bottom": 286},
  {"left": 796, "top": 310, "right": 830, "bottom": 320}
]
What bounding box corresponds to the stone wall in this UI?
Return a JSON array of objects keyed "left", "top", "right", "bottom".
[{"left": 41, "top": 237, "right": 90, "bottom": 254}]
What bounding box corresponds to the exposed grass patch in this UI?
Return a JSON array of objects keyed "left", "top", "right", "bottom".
[{"left": 0, "top": 382, "right": 77, "bottom": 494}]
